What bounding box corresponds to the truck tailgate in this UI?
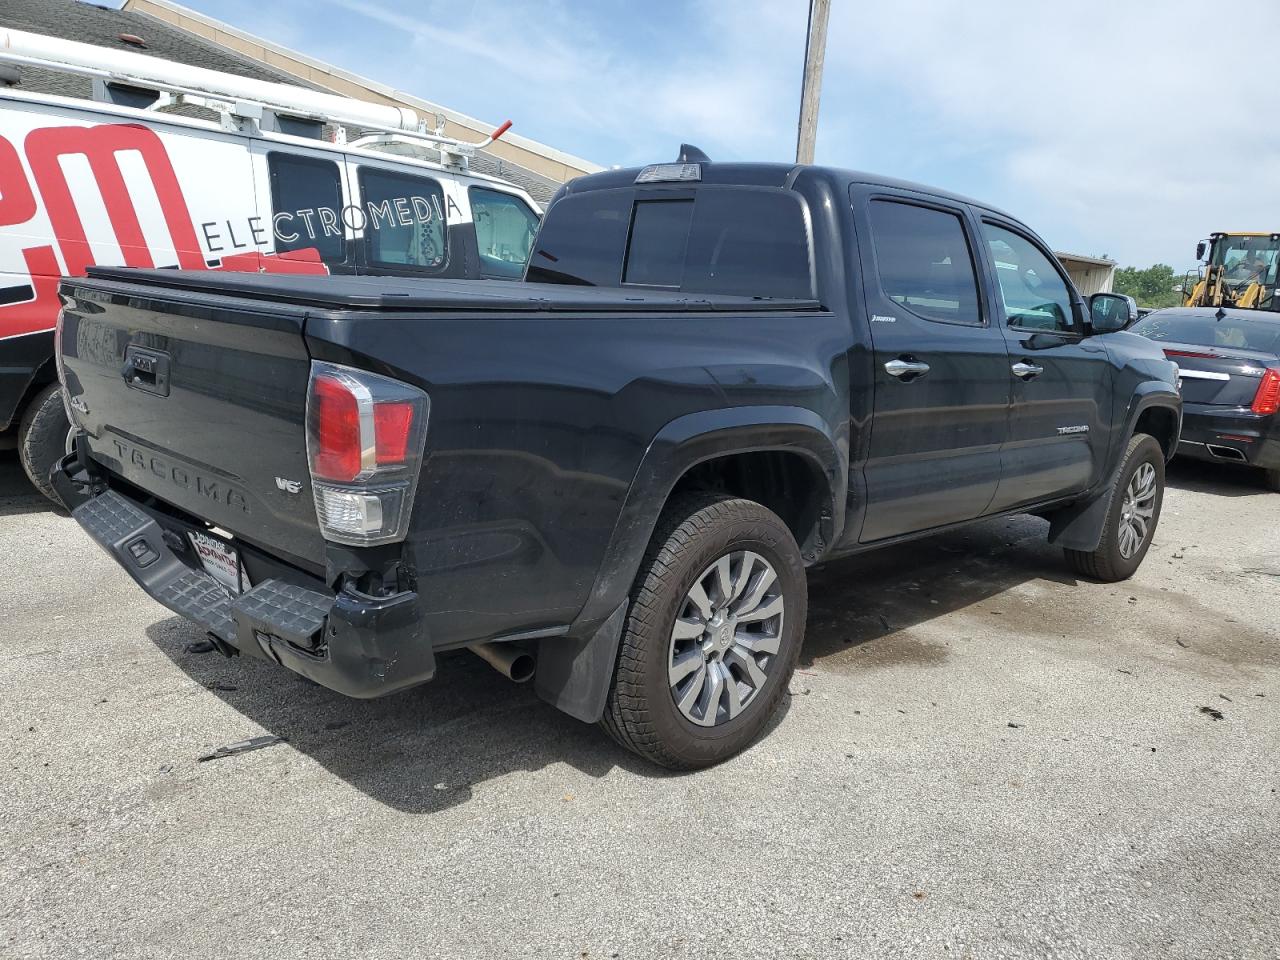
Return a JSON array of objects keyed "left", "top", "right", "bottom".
[{"left": 58, "top": 276, "right": 324, "bottom": 567}]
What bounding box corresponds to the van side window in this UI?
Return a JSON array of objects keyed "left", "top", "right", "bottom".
[
  {"left": 867, "top": 200, "right": 982, "bottom": 325},
  {"left": 359, "top": 169, "right": 447, "bottom": 271},
  {"left": 267, "top": 153, "right": 345, "bottom": 263},
  {"left": 469, "top": 187, "right": 540, "bottom": 279},
  {"left": 981, "top": 223, "right": 1075, "bottom": 333}
]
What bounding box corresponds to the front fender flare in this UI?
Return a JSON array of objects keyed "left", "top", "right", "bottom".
[{"left": 1047, "top": 389, "right": 1180, "bottom": 553}]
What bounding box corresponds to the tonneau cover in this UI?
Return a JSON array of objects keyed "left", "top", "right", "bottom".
[{"left": 81, "top": 267, "right": 822, "bottom": 313}]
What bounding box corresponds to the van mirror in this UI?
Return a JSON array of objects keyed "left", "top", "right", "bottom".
[{"left": 1089, "top": 292, "right": 1137, "bottom": 333}]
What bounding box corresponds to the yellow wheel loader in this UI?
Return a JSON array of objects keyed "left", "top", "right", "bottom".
[{"left": 1184, "top": 232, "right": 1280, "bottom": 310}]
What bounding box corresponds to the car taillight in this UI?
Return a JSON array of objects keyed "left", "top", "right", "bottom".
[
  {"left": 1252, "top": 368, "right": 1280, "bottom": 416},
  {"left": 305, "top": 361, "right": 430, "bottom": 546}
]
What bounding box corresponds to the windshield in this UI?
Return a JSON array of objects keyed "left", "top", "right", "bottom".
[
  {"left": 1131, "top": 311, "right": 1280, "bottom": 353},
  {"left": 1210, "top": 235, "right": 1280, "bottom": 287}
]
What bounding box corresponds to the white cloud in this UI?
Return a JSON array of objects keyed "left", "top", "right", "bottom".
[
  {"left": 822, "top": 0, "right": 1280, "bottom": 265},
  {"left": 212, "top": 0, "right": 1279, "bottom": 266},
  {"left": 313, "top": 0, "right": 807, "bottom": 165}
]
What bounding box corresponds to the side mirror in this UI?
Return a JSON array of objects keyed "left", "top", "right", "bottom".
[
  {"left": 1089, "top": 292, "right": 1138, "bottom": 333},
  {"left": 1196, "top": 240, "right": 1207, "bottom": 261}
]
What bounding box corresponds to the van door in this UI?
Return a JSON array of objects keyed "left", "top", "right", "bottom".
[
  {"left": 976, "top": 218, "right": 1112, "bottom": 511},
  {"left": 851, "top": 187, "right": 1011, "bottom": 542}
]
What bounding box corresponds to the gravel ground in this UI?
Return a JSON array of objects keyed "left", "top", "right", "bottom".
[{"left": 1, "top": 449, "right": 1277, "bottom": 959}]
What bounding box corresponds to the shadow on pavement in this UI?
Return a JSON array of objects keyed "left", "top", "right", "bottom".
[
  {"left": 142, "top": 511, "right": 1080, "bottom": 814},
  {"left": 145, "top": 615, "right": 683, "bottom": 813},
  {"left": 802, "top": 513, "right": 1078, "bottom": 669},
  {"left": 0, "top": 450, "right": 63, "bottom": 518},
  {"left": 1165, "top": 457, "right": 1274, "bottom": 498}
]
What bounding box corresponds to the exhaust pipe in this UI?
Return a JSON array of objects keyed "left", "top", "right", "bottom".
[
  {"left": 469, "top": 642, "right": 535, "bottom": 683},
  {"left": 1206, "top": 444, "right": 1248, "bottom": 462}
]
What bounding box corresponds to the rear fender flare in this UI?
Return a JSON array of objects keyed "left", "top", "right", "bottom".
[{"left": 533, "top": 405, "right": 845, "bottom": 723}]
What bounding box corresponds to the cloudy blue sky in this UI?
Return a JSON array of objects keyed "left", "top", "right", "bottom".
[{"left": 177, "top": 0, "right": 1280, "bottom": 269}]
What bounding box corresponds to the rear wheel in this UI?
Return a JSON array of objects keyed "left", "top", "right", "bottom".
[
  {"left": 601, "top": 494, "right": 806, "bottom": 770},
  {"left": 1264, "top": 468, "right": 1280, "bottom": 492},
  {"left": 18, "top": 383, "right": 70, "bottom": 507},
  {"left": 1065, "top": 433, "right": 1164, "bottom": 582}
]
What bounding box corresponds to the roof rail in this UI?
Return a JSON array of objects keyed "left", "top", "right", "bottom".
[{"left": 0, "top": 28, "right": 512, "bottom": 169}]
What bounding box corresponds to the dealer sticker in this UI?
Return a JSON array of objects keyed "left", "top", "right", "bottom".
[{"left": 188, "top": 530, "right": 251, "bottom": 595}]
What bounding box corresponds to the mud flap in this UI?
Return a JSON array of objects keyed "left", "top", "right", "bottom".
[
  {"left": 533, "top": 600, "right": 628, "bottom": 724},
  {"left": 1045, "top": 484, "right": 1116, "bottom": 552}
]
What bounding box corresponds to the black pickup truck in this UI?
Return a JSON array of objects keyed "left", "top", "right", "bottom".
[{"left": 52, "top": 154, "right": 1182, "bottom": 768}]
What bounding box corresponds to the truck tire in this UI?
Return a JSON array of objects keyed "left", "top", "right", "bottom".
[
  {"left": 1064, "top": 433, "right": 1164, "bottom": 582},
  {"left": 601, "top": 494, "right": 806, "bottom": 770},
  {"left": 18, "top": 383, "right": 70, "bottom": 507}
]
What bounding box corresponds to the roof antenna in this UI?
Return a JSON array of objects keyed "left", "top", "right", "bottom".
[
  {"left": 677, "top": 143, "right": 710, "bottom": 163},
  {"left": 1215, "top": 305, "right": 1227, "bottom": 321}
]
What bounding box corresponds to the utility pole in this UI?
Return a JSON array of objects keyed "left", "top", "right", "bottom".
[{"left": 795, "top": 0, "right": 830, "bottom": 164}]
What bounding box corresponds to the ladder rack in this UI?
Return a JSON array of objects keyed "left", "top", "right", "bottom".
[{"left": 0, "top": 28, "right": 512, "bottom": 170}]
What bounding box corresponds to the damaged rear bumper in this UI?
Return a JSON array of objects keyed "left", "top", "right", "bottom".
[{"left": 53, "top": 455, "right": 434, "bottom": 698}]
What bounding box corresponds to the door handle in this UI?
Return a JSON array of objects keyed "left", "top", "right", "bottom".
[
  {"left": 884, "top": 357, "right": 931, "bottom": 380},
  {"left": 1011, "top": 361, "right": 1044, "bottom": 380}
]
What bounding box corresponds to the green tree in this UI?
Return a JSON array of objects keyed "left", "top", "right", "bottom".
[{"left": 1113, "top": 263, "right": 1184, "bottom": 309}]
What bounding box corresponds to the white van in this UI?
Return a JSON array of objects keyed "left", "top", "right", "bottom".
[{"left": 0, "top": 39, "right": 543, "bottom": 501}]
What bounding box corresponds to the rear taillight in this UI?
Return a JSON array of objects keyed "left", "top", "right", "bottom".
[
  {"left": 1252, "top": 368, "right": 1280, "bottom": 416},
  {"left": 305, "top": 361, "right": 430, "bottom": 546}
]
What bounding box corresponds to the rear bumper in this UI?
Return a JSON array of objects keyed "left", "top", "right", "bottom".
[
  {"left": 53, "top": 456, "right": 434, "bottom": 698},
  {"left": 1177, "top": 404, "right": 1280, "bottom": 469}
]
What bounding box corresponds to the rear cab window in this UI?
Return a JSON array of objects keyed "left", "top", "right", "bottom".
[
  {"left": 527, "top": 186, "right": 814, "bottom": 299},
  {"left": 469, "top": 187, "right": 540, "bottom": 279}
]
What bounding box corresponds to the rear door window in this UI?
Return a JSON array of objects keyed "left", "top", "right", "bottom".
[
  {"left": 867, "top": 199, "right": 983, "bottom": 325},
  {"left": 358, "top": 168, "right": 447, "bottom": 271},
  {"left": 469, "top": 187, "right": 540, "bottom": 279},
  {"left": 267, "top": 152, "right": 346, "bottom": 264}
]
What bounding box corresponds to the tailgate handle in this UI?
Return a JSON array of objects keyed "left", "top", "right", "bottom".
[{"left": 122, "top": 346, "right": 171, "bottom": 397}]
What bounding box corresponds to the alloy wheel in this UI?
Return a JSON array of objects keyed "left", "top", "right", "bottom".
[
  {"left": 668, "top": 550, "right": 785, "bottom": 727},
  {"left": 1118, "top": 461, "right": 1157, "bottom": 559}
]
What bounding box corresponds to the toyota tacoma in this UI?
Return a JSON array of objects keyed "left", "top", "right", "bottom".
[{"left": 52, "top": 150, "right": 1181, "bottom": 768}]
